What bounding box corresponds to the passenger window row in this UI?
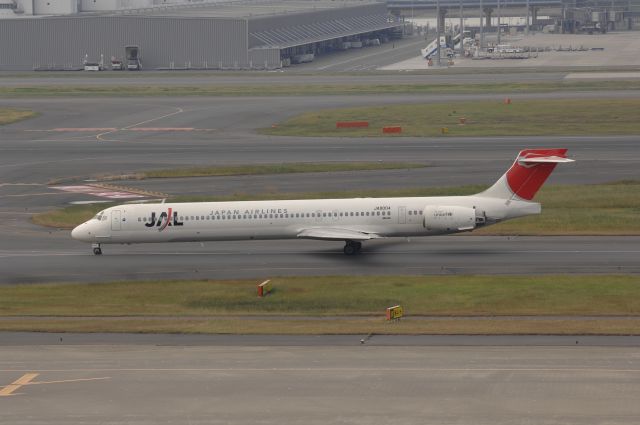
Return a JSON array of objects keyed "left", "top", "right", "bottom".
[{"left": 136, "top": 210, "right": 398, "bottom": 223}]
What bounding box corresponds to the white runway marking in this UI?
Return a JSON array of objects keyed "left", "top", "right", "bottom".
[{"left": 96, "top": 106, "right": 185, "bottom": 142}]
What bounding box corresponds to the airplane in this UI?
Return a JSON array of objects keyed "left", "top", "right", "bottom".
[{"left": 72, "top": 148, "right": 574, "bottom": 255}]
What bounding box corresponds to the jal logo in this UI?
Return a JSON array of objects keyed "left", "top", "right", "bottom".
[{"left": 145, "top": 208, "right": 184, "bottom": 231}]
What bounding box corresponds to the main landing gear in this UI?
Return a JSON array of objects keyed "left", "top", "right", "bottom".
[
  {"left": 92, "top": 243, "right": 102, "bottom": 255},
  {"left": 343, "top": 240, "right": 362, "bottom": 255}
]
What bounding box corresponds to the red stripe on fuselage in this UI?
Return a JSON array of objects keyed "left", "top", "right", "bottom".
[{"left": 159, "top": 208, "right": 172, "bottom": 231}]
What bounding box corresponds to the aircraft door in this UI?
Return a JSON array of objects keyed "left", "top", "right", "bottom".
[
  {"left": 111, "top": 210, "right": 121, "bottom": 231},
  {"left": 398, "top": 206, "right": 406, "bottom": 224}
]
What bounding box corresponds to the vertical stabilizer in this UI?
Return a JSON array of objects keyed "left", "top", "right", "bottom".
[{"left": 479, "top": 148, "right": 573, "bottom": 201}]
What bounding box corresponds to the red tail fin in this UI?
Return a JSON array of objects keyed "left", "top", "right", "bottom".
[
  {"left": 480, "top": 149, "right": 573, "bottom": 201},
  {"left": 506, "top": 149, "right": 568, "bottom": 200}
]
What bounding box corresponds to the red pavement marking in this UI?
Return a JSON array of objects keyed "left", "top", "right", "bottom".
[
  {"left": 52, "top": 185, "right": 144, "bottom": 199},
  {"left": 53, "top": 128, "right": 118, "bottom": 132}
]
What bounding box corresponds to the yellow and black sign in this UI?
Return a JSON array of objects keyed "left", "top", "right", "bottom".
[{"left": 386, "top": 305, "right": 404, "bottom": 321}]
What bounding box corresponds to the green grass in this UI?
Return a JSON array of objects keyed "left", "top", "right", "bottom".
[
  {"left": 0, "top": 108, "right": 36, "bottom": 125},
  {"left": 139, "top": 162, "right": 425, "bottom": 179},
  {"left": 475, "top": 180, "right": 640, "bottom": 235},
  {"left": 2, "top": 275, "right": 640, "bottom": 334},
  {"left": 1, "top": 81, "right": 640, "bottom": 97},
  {"left": 32, "top": 181, "right": 640, "bottom": 235},
  {"left": 2, "top": 275, "right": 639, "bottom": 316},
  {"left": 262, "top": 99, "right": 640, "bottom": 137},
  {"left": 32, "top": 203, "right": 109, "bottom": 228}
]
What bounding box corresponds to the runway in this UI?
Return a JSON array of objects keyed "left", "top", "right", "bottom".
[
  {"left": 1, "top": 236, "right": 639, "bottom": 284},
  {"left": 1, "top": 94, "right": 639, "bottom": 190},
  {"left": 1, "top": 93, "right": 639, "bottom": 284},
  {"left": 1, "top": 336, "right": 640, "bottom": 424}
]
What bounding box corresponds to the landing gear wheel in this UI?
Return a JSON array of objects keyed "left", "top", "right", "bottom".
[
  {"left": 343, "top": 241, "right": 362, "bottom": 256},
  {"left": 343, "top": 244, "right": 356, "bottom": 255},
  {"left": 92, "top": 243, "right": 102, "bottom": 255}
]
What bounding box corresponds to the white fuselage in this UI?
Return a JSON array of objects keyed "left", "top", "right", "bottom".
[{"left": 71, "top": 195, "right": 540, "bottom": 245}]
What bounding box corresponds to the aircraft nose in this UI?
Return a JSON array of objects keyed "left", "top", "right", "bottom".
[{"left": 71, "top": 223, "right": 90, "bottom": 241}]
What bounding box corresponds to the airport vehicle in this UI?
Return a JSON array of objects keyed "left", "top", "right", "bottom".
[
  {"left": 125, "top": 45, "right": 142, "bottom": 70},
  {"left": 111, "top": 59, "right": 124, "bottom": 70},
  {"left": 420, "top": 36, "right": 447, "bottom": 59},
  {"left": 291, "top": 53, "right": 314, "bottom": 64},
  {"left": 72, "top": 149, "right": 573, "bottom": 255},
  {"left": 83, "top": 62, "right": 101, "bottom": 71},
  {"left": 488, "top": 44, "right": 524, "bottom": 54}
]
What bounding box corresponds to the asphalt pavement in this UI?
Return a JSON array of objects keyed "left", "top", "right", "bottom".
[
  {"left": 1, "top": 41, "right": 640, "bottom": 425},
  {"left": 1, "top": 340, "right": 640, "bottom": 424},
  {"left": 1, "top": 236, "right": 639, "bottom": 284}
]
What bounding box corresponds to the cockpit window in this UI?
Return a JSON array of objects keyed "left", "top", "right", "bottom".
[{"left": 93, "top": 211, "right": 106, "bottom": 221}]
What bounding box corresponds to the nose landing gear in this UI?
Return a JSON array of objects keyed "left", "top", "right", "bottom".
[
  {"left": 343, "top": 240, "right": 362, "bottom": 255},
  {"left": 92, "top": 243, "right": 102, "bottom": 255}
]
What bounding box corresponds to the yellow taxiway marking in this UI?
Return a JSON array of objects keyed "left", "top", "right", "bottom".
[
  {"left": 0, "top": 373, "right": 39, "bottom": 397},
  {"left": 0, "top": 374, "right": 110, "bottom": 397}
]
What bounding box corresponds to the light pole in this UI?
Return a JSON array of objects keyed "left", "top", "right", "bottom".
[
  {"left": 526, "top": 0, "right": 530, "bottom": 34},
  {"left": 459, "top": 0, "right": 464, "bottom": 56},
  {"left": 436, "top": 0, "right": 441, "bottom": 66},
  {"left": 480, "top": 0, "right": 484, "bottom": 48},
  {"left": 497, "top": 0, "right": 501, "bottom": 45}
]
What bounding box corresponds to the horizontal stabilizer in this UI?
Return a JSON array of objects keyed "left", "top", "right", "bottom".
[
  {"left": 519, "top": 156, "right": 575, "bottom": 164},
  {"left": 297, "top": 228, "right": 382, "bottom": 241}
]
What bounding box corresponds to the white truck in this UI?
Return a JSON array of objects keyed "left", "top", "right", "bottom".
[
  {"left": 291, "top": 53, "right": 314, "bottom": 64},
  {"left": 83, "top": 62, "right": 101, "bottom": 71},
  {"left": 488, "top": 44, "right": 524, "bottom": 54}
]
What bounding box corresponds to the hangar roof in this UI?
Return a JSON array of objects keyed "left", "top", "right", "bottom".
[
  {"left": 93, "top": 0, "right": 385, "bottom": 19},
  {"left": 250, "top": 13, "right": 400, "bottom": 49}
]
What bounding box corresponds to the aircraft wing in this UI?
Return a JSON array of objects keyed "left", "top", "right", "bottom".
[{"left": 297, "top": 227, "right": 383, "bottom": 241}]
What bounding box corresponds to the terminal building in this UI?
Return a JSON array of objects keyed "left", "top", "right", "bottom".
[{"left": 0, "top": 0, "right": 404, "bottom": 70}]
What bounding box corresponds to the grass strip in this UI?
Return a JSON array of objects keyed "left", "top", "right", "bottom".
[
  {"left": 132, "top": 162, "right": 425, "bottom": 179},
  {"left": 2, "top": 275, "right": 638, "bottom": 316},
  {"left": 262, "top": 99, "right": 640, "bottom": 137},
  {"left": 1, "top": 81, "right": 640, "bottom": 97},
  {"left": 0, "top": 108, "right": 36, "bottom": 125},
  {"left": 32, "top": 181, "right": 640, "bottom": 235},
  {"left": 2, "top": 317, "right": 640, "bottom": 335},
  {"left": 2, "top": 275, "right": 640, "bottom": 334}
]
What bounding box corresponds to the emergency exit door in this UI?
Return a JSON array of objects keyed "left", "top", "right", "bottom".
[
  {"left": 398, "top": 206, "right": 406, "bottom": 224},
  {"left": 111, "top": 210, "right": 121, "bottom": 231}
]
